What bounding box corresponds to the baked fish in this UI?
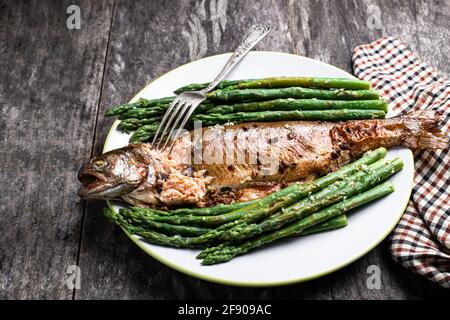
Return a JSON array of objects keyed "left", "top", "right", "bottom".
[{"left": 78, "top": 111, "right": 448, "bottom": 208}]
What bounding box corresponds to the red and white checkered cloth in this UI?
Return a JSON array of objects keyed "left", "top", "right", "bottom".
[{"left": 352, "top": 37, "right": 450, "bottom": 288}]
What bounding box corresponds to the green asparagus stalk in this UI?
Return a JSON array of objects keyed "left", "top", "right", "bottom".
[
  {"left": 224, "top": 77, "right": 371, "bottom": 91},
  {"left": 132, "top": 229, "right": 202, "bottom": 248},
  {"left": 174, "top": 79, "right": 246, "bottom": 94},
  {"left": 158, "top": 200, "right": 259, "bottom": 216},
  {"left": 118, "top": 208, "right": 212, "bottom": 236},
  {"left": 299, "top": 214, "right": 348, "bottom": 236},
  {"left": 105, "top": 97, "right": 174, "bottom": 116},
  {"left": 129, "top": 124, "right": 159, "bottom": 143},
  {"left": 117, "top": 121, "right": 139, "bottom": 134},
  {"left": 125, "top": 199, "right": 260, "bottom": 218},
  {"left": 115, "top": 108, "right": 385, "bottom": 143},
  {"left": 175, "top": 77, "right": 371, "bottom": 94},
  {"left": 105, "top": 209, "right": 347, "bottom": 250},
  {"left": 206, "top": 87, "right": 380, "bottom": 102},
  {"left": 196, "top": 214, "right": 348, "bottom": 259},
  {"left": 201, "top": 181, "right": 394, "bottom": 265},
  {"left": 206, "top": 99, "right": 388, "bottom": 114},
  {"left": 138, "top": 148, "right": 387, "bottom": 227},
  {"left": 118, "top": 117, "right": 162, "bottom": 132},
  {"left": 119, "top": 108, "right": 164, "bottom": 120},
  {"left": 106, "top": 98, "right": 216, "bottom": 117},
  {"left": 103, "top": 207, "right": 202, "bottom": 248},
  {"left": 192, "top": 109, "right": 385, "bottom": 125},
  {"left": 121, "top": 108, "right": 385, "bottom": 138},
  {"left": 117, "top": 118, "right": 162, "bottom": 133},
  {"left": 215, "top": 158, "right": 403, "bottom": 243}
]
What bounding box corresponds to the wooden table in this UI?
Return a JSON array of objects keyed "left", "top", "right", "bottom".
[{"left": 1, "top": 0, "right": 449, "bottom": 299}]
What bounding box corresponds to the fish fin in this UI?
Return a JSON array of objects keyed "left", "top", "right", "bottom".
[
  {"left": 415, "top": 132, "right": 449, "bottom": 149},
  {"left": 399, "top": 110, "right": 449, "bottom": 150},
  {"left": 399, "top": 109, "right": 443, "bottom": 128}
]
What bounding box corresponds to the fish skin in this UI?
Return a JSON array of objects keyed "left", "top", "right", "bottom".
[
  {"left": 78, "top": 110, "right": 448, "bottom": 207},
  {"left": 175, "top": 110, "right": 448, "bottom": 188}
]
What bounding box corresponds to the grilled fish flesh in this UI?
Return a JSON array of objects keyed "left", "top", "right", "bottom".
[{"left": 78, "top": 111, "right": 448, "bottom": 208}]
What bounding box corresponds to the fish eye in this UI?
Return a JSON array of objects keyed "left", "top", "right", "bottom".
[{"left": 92, "top": 159, "right": 109, "bottom": 172}]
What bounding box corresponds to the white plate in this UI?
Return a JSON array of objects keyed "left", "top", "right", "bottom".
[{"left": 104, "top": 52, "right": 413, "bottom": 287}]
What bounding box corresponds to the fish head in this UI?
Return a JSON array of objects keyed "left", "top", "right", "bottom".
[{"left": 78, "top": 147, "right": 149, "bottom": 200}]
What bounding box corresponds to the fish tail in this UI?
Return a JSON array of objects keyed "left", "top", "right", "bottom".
[
  {"left": 330, "top": 110, "right": 448, "bottom": 155},
  {"left": 398, "top": 110, "right": 448, "bottom": 150}
]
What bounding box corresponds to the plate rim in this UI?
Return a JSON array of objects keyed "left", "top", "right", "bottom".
[{"left": 104, "top": 51, "right": 414, "bottom": 287}]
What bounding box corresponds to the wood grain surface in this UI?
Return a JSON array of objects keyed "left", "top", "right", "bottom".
[
  {"left": 0, "top": 0, "right": 114, "bottom": 299},
  {"left": 1, "top": 0, "right": 448, "bottom": 299}
]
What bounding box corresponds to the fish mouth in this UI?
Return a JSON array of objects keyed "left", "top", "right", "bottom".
[{"left": 78, "top": 171, "right": 128, "bottom": 199}]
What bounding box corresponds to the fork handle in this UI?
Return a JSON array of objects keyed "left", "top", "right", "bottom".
[{"left": 200, "top": 24, "right": 271, "bottom": 94}]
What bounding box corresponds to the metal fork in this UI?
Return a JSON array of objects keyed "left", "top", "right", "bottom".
[{"left": 152, "top": 24, "right": 271, "bottom": 151}]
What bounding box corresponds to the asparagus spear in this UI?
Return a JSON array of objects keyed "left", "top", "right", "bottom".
[
  {"left": 125, "top": 199, "right": 260, "bottom": 218},
  {"left": 103, "top": 207, "right": 202, "bottom": 248},
  {"left": 105, "top": 97, "right": 174, "bottom": 116},
  {"left": 192, "top": 109, "right": 385, "bottom": 126},
  {"left": 118, "top": 208, "right": 212, "bottom": 236},
  {"left": 108, "top": 78, "right": 377, "bottom": 120},
  {"left": 115, "top": 108, "right": 385, "bottom": 143},
  {"left": 175, "top": 77, "right": 371, "bottom": 93},
  {"left": 129, "top": 124, "right": 159, "bottom": 143},
  {"left": 106, "top": 97, "right": 216, "bottom": 117},
  {"left": 299, "top": 214, "right": 348, "bottom": 236},
  {"left": 117, "top": 118, "right": 162, "bottom": 133},
  {"left": 117, "top": 99, "right": 386, "bottom": 133},
  {"left": 119, "top": 107, "right": 164, "bottom": 120},
  {"left": 121, "top": 108, "right": 385, "bottom": 139},
  {"left": 117, "top": 120, "right": 139, "bottom": 134},
  {"left": 196, "top": 214, "right": 348, "bottom": 259},
  {"left": 224, "top": 77, "right": 371, "bottom": 91},
  {"left": 174, "top": 79, "right": 246, "bottom": 94},
  {"left": 206, "top": 87, "right": 380, "bottom": 102},
  {"left": 136, "top": 148, "right": 387, "bottom": 227},
  {"left": 214, "top": 157, "right": 403, "bottom": 243},
  {"left": 118, "top": 117, "right": 162, "bottom": 132},
  {"left": 206, "top": 99, "right": 388, "bottom": 114},
  {"left": 201, "top": 181, "right": 394, "bottom": 265},
  {"left": 158, "top": 200, "right": 259, "bottom": 216},
  {"left": 108, "top": 208, "right": 346, "bottom": 250}
]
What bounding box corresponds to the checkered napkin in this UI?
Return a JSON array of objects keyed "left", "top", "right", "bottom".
[{"left": 352, "top": 37, "right": 450, "bottom": 288}]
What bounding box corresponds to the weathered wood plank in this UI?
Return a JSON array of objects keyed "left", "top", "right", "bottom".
[
  {"left": 287, "top": 0, "right": 419, "bottom": 71},
  {"left": 76, "top": 0, "right": 335, "bottom": 300},
  {"left": 329, "top": 240, "right": 449, "bottom": 299},
  {"left": 0, "top": 0, "right": 113, "bottom": 299},
  {"left": 288, "top": 0, "right": 449, "bottom": 299},
  {"left": 415, "top": 0, "right": 450, "bottom": 74}
]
